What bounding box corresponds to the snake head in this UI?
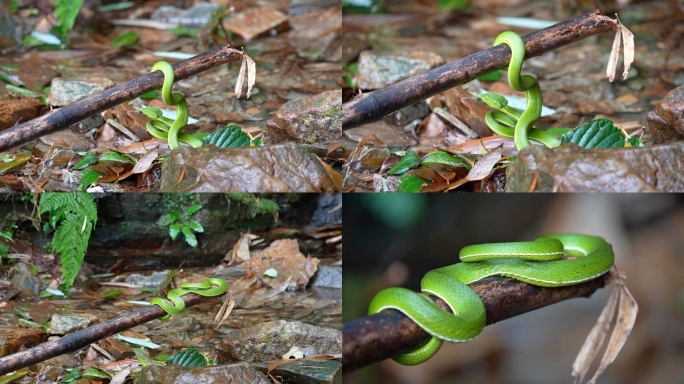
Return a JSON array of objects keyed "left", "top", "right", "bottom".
[
  {"left": 480, "top": 93, "right": 509, "bottom": 110},
  {"left": 141, "top": 107, "right": 164, "bottom": 119}
]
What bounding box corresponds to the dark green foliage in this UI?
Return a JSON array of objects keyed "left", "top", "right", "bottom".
[
  {"left": 202, "top": 125, "right": 251, "bottom": 148},
  {"left": 54, "top": 0, "right": 84, "bottom": 44},
  {"left": 561, "top": 119, "right": 625, "bottom": 149},
  {"left": 39, "top": 193, "right": 97, "bottom": 289},
  {"left": 167, "top": 348, "right": 208, "bottom": 367}
]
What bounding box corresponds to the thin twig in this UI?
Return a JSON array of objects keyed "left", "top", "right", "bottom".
[
  {"left": 0, "top": 45, "right": 243, "bottom": 152},
  {"left": 342, "top": 273, "right": 612, "bottom": 373},
  {"left": 342, "top": 10, "right": 617, "bottom": 130}
]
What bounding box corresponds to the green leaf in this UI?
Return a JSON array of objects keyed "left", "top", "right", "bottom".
[
  {"left": 139, "top": 90, "right": 158, "bottom": 99},
  {"left": 202, "top": 125, "right": 251, "bottom": 148},
  {"left": 79, "top": 169, "right": 103, "bottom": 190},
  {"left": 438, "top": 0, "right": 469, "bottom": 11},
  {"left": 187, "top": 221, "right": 204, "bottom": 233},
  {"left": 116, "top": 334, "right": 161, "bottom": 349},
  {"left": 477, "top": 70, "right": 501, "bottom": 82},
  {"left": 0, "top": 243, "right": 9, "bottom": 258},
  {"left": 102, "top": 289, "right": 122, "bottom": 299},
  {"left": 169, "top": 223, "right": 181, "bottom": 241},
  {"left": 0, "top": 64, "right": 19, "bottom": 71},
  {"left": 54, "top": 0, "right": 84, "bottom": 44},
  {"left": 0, "top": 151, "right": 31, "bottom": 172},
  {"left": 60, "top": 369, "right": 81, "bottom": 382},
  {"left": 0, "top": 70, "right": 24, "bottom": 86},
  {"left": 263, "top": 268, "right": 277, "bottom": 278},
  {"left": 185, "top": 204, "right": 202, "bottom": 216},
  {"left": 112, "top": 32, "right": 138, "bottom": 48},
  {"left": 387, "top": 151, "right": 422, "bottom": 175},
  {"left": 81, "top": 368, "right": 111, "bottom": 380},
  {"left": 98, "top": 151, "right": 135, "bottom": 165},
  {"left": 169, "top": 26, "right": 199, "bottom": 38},
  {"left": 167, "top": 348, "right": 208, "bottom": 367},
  {"left": 421, "top": 151, "right": 465, "bottom": 168},
  {"left": 397, "top": 174, "right": 429, "bottom": 192},
  {"left": 561, "top": 119, "right": 625, "bottom": 149},
  {"left": 72, "top": 152, "right": 98, "bottom": 170},
  {"left": 5, "top": 84, "right": 40, "bottom": 97},
  {"left": 181, "top": 226, "right": 198, "bottom": 247},
  {"left": 96, "top": 2, "right": 135, "bottom": 11},
  {"left": 169, "top": 210, "right": 182, "bottom": 223}
]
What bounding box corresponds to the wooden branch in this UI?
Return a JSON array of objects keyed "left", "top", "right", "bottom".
[
  {"left": 0, "top": 45, "right": 243, "bottom": 152},
  {"left": 342, "top": 10, "right": 618, "bottom": 129},
  {"left": 342, "top": 273, "right": 612, "bottom": 373},
  {"left": 0, "top": 292, "right": 218, "bottom": 375}
]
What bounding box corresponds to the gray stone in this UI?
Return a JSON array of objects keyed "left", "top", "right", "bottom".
[
  {"left": 311, "top": 266, "right": 341, "bottom": 289},
  {"left": 0, "top": 5, "right": 21, "bottom": 55},
  {"left": 136, "top": 363, "right": 270, "bottom": 384},
  {"left": 287, "top": 6, "right": 341, "bottom": 62},
  {"left": 10, "top": 263, "right": 41, "bottom": 299},
  {"left": 355, "top": 50, "right": 443, "bottom": 90},
  {"left": 124, "top": 272, "right": 169, "bottom": 287},
  {"left": 254, "top": 359, "right": 341, "bottom": 384},
  {"left": 214, "top": 265, "right": 246, "bottom": 280},
  {"left": 49, "top": 77, "right": 114, "bottom": 106},
  {"left": 49, "top": 314, "right": 98, "bottom": 335}
]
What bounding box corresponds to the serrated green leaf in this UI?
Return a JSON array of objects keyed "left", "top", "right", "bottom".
[
  {"left": 167, "top": 348, "right": 208, "bottom": 367},
  {"left": 0, "top": 151, "right": 30, "bottom": 172},
  {"left": 397, "top": 173, "right": 429, "bottom": 192},
  {"left": 202, "top": 125, "right": 251, "bottom": 148},
  {"left": 561, "top": 118, "right": 625, "bottom": 149},
  {"left": 169, "top": 223, "right": 181, "bottom": 241},
  {"left": 387, "top": 151, "right": 422, "bottom": 175},
  {"left": 112, "top": 32, "right": 138, "bottom": 48},
  {"left": 72, "top": 152, "right": 98, "bottom": 170},
  {"left": 102, "top": 289, "right": 122, "bottom": 299},
  {"left": 181, "top": 226, "right": 197, "bottom": 247},
  {"left": 60, "top": 369, "right": 81, "bottom": 382},
  {"left": 421, "top": 151, "right": 465, "bottom": 168},
  {"left": 98, "top": 151, "right": 135, "bottom": 164},
  {"left": 81, "top": 368, "right": 111, "bottom": 379},
  {"left": 79, "top": 169, "right": 103, "bottom": 190},
  {"left": 187, "top": 221, "right": 204, "bottom": 233}
]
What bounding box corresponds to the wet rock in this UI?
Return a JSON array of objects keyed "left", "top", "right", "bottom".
[
  {"left": 136, "top": 362, "right": 270, "bottom": 384},
  {"left": 217, "top": 320, "right": 341, "bottom": 364},
  {"left": 160, "top": 143, "right": 339, "bottom": 192},
  {"left": 37, "top": 128, "right": 94, "bottom": 151},
  {"left": 124, "top": 272, "right": 169, "bottom": 287},
  {"left": 49, "top": 77, "right": 114, "bottom": 107},
  {"left": 343, "top": 121, "right": 415, "bottom": 149},
  {"left": 288, "top": 6, "right": 341, "bottom": 62},
  {"left": 647, "top": 85, "right": 684, "bottom": 143},
  {"left": 10, "top": 262, "right": 41, "bottom": 300},
  {"left": 0, "top": 97, "right": 46, "bottom": 131},
  {"left": 0, "top": 5, "right": 21, "bottom": 55},
  {"left": 242, "top": 239, "right": 319, "bottom": 290},
  {"left": 49, "top": 314, "right": 98, "bottom": 335},
  {"left": 267, "top": 90, "right": 341, "bottom": 153},
  {"left": 311, "top": 266, "right": 341, "bottom": 289},
  {"left": 308, "top": 193, "right": 342, "bottom": 228},
  {"left": 505, "top": 142, "right": 684, "bottom": 192},
  {"left": 254, "top": 359, "right": 341, "bottom": 384},
  {"left": 151, "top": 3, "right": 220, "bottom": 27},
  {"left": 356, "top": 50, "right": 443, "bottom": 90},
  {"left": 0, "top": 327, "right": 47, "bottom": 356},
  {"left": 99, "top": 336, "right": 135, "bottom": 360},
  {"left": 289, "top": 0, "right": 341, "bottom": 15},
  {"left": 382, "top": 101, "right": 430, "bottom": 126},
  {"left": 222, "top": 7, "right": 289, "bottom": 42},
  {"left": 576, "top": 100, "right": 614, "bottom": 115},
  {"left": 214, "top": 265, "right": 247, "bottom": 280}
]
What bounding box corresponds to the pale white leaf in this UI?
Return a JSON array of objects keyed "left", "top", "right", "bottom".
[
  {"left": 618, "top": 20, "right": 635, "bottom": 80},
  {"left": 235, "top": 54, "right": 247, "bottom": 98},
  {"left": 466, "top": 147, "right": 502, "bottom": 181},
  {"left": 606, "top": 28, "right": 621, "bottom": 82},
  {"left": 110, "top": 368, "right": 131, "bottom": 384},
  {"left": 116, "top": 334, "right": 161, "bottom": 349},
  {"left": 245, "top": 53, "right": 256, "bottom": 98}
]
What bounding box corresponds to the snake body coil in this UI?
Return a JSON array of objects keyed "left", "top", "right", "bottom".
[
  {"left": 146, "top": 61, "right": 193, "bottom": 149},
  {"left": 368, "top": 234, "right": 614, "bottom": 365},
  {"left": 151, "top": 278, "right": 228, "bottom": 320}
]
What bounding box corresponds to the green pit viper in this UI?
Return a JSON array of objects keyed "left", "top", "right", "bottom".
[
  {"left": 368, "top": 233, "right": 614, "bottom": 365},
  {"left": 150, "top": 278, "right": 228, "bottom": 320},
  {"left": 482, "top": 31, "right": 569, "bottom": 150},
  {"left": 144, "top": 61, "right": 207, "bottom": 149}
]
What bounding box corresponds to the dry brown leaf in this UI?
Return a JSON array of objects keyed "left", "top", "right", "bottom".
[
  {"left": 572, "top": 285, "right": 619, "bottom": 383},
  {"left": 235, "top": 53, "right": 247, "bottom": 98},
  {"left": 606, "top": 26, "right": 621, "bottom": 82},
  {"left": 586, "top": 283, "right": 638, "bottom": 384},
  {"left": 109, "top": 368, "right": 131, "bottom": 384},
  {"left": 466, "top": 146, "right": 502, "bottom": 181},
  {"left": 618, "top": 18, "right": 635, "bottom": 80},
  {"left": 214, "top": 293, "right": 235, "bottom": 329},
  {"left": 130, "top": 149, "right": 158, "bottom": 174},
  {"left": 245, "top": 53, "right": 256, "bottom": 98}
]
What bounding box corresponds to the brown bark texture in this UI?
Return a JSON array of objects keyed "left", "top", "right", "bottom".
[
  {"left": 343, "top": 273, "right": 612, "bottom": 373},
  {"left": 0, "top": 45, "right": 243, "bottom": 151},
  {"left": 342, "top": 10, "right": 618, "bottom": 130}
]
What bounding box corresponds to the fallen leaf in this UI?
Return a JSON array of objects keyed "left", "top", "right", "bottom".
[
  {"left": 466, "top": 146, "right": 502, "bottom": 181},
  {"left": 606, "top": 27, "right": 621, "bottom": 82}
]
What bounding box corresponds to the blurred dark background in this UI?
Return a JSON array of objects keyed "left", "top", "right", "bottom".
[{"left": 343, "top": 194, "right": 684, "bottom": 384}]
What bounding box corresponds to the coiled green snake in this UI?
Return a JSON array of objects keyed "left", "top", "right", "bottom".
[
  {"left": 150, "top": 278, "right": 228, "bottom": 320},
  {"left": 368, "top": 234, "right": 614, "bottom": 365},
  {"left": 145, "top": 61, "right": 197, "bottom": 149},
  {"left": 482, "top": 31, "right": 551, "bottom": 150}
]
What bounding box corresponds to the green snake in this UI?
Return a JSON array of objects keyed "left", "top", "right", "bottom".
[
  {"left": 146, "top": 61, "right": 192, "bottom": 149},
  {"left": 483, "top": 31, "right": 547, "bottom": 150},
  {"left": 368, "top": 234, "right": 614, "bottom": 365},
  {"left": 141, "top": 107, "right": 208, "bottom": 148},
  {"left": 150, "top": 278, "right": 228, "bottom": 320}
]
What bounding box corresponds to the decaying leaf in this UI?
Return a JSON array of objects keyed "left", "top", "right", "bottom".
[
  {"left": 606, "top": 15, "right": 635, "bottom": 82},
  {"left": 225, "top": 232, "right": 260, "bottom": 264},
  {"left": 214, "top": 293, "right": 235, "bottom": 329},
  {"left": 235, "top": 50, "right": 257, "bottom": 99},
  {"left": 572, "top": 269, "right": 638, "bottom": 384},
  {"left": 466, "top": 146, "right": 502, "bottom": 181}
]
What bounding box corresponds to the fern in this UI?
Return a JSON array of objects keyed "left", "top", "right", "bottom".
[
  {"left": 39, "top": 193, "right": 97, "bottom": 290},
  {"left": 54, "top": 0, "right": 84, "bottom": 44}
]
